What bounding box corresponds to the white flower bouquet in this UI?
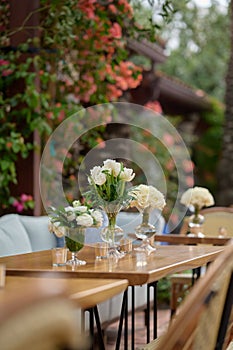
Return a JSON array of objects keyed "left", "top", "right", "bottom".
[
  {"left": 180, "top": 186, "right": 214, "bottom": 210},
  {"left": 128, "top": 184, "right": 166, "bottom": 254},
  {"left": 129, "top": 184, "right": 166, "bottom": 212},
  {"left": 48, "top": 200, "right": 103, "bottom": 237},
  {"left": 86, "top": 159, "right": 135, "bottom": 211}
]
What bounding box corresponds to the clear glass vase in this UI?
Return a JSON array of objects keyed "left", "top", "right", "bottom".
[
  {"left": 188, "top": 208, "right": 205, "bottom": 237},
  {"left": 135, "top": 209, "right": 156, "bottom": 254},
  {"left": 101, "top": 210, "right": 124, "bottom": 259},
  {"left": 65, "top": 227, "right": 86, "bottom": 266}
]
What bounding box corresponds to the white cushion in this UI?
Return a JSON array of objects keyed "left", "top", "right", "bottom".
[
  {"left": 19, "top": 215, "right": 57, "bottom": 251},
  {"left": 0, "top": 214, "right": 32, "bottom": 256}
]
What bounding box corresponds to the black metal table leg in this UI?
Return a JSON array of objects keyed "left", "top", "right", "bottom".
[
  {"left": 192, "top": 266, "right": 201, "bottom": 285},
  {"left": 153, "top": 281, "right": 157, "bottom": 340},
  {"left": 147, "top": 282, "right": 158, "bottom": 343},
  {"left": 93, "top": 306, "right": 106, "bottom": 350},
  {"left": 131, "top": 286, "right": 135, "bottom": 350},
  {"left": 115, "top": 289, "right": 128, "bottom": 350},
  {"left": 124, "top": 288, "right": 128, "bottom": 350},
  {"left": 88, "top": 308, "right": 94, "bottom": 350},
  {"left": 146, "top": 284, "right": 150, "bottom": 343}
]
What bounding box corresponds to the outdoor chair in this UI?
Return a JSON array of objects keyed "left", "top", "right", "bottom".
[
  {"left": 170, "top": 206, "right": 233, "bottom": 315},
  {"left": 138, "top": 240, "right": 233, "bottom": 350}
]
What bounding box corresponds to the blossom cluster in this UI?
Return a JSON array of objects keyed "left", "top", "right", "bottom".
[
  {"left": 129, "top": 184, "right": 166, "bottom": 212},
  {"left": 48, "top": 200, "right": 103, "bottom": 237},
  {"left": 10, "top": 194, "right": 34, "bottom": 213},
  {"left": 180, "top": 186, "right": 215, "bottom": 210},
  {"left": 87, "top": 159, "right": 135, "bottom": 208},
  {"left": 89, "top": 159, "right": 135, "bottom": 186}
]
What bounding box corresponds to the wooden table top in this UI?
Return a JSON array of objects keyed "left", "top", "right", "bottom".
[
  {"left": 0, "top": 275, "right": 128, "bottom": 309},
  {"left": 0, "top": 245, "right": 225, "bottom": 285},
  {"left": 153, "top": 234, "right": 231, "bottom": 245}
]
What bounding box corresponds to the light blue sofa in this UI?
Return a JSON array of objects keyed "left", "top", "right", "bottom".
[
  {"left": 0, "top": 211, "right": 165, "bottom": 330},
  {"left": 0, "top": 214, "right": 60, "bottom": 257}
]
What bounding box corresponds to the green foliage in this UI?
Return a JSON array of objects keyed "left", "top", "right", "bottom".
[
  {"left": 0, "top": 0, "right": 182, "bottom": 213},
  {"left": 192, "top": 98, "right": 224, "bottom": 194},
  {"left": 157, "top": 277, "right": 171, "bottom": 305},
  {"left": 0, "top": 0, "right": 148, "bottom": 211},
  {"left": 158, "top": 0, "right": 230, "bottom": 102}
]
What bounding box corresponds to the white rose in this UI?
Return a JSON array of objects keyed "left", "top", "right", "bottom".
[
  {"left": 148, "top": 186, "right": 166, "bottom": 210},
  {"left": 76, "top": 213, "right": 94, "bottom": 227},
  {"left": 67, "top": 212, "right": 76, "bottom": 221},
  {"left": 130, "top": 185, "right": 150, "bottom": 209},
  {"left": 72, "top": 200, "right": 81, "bottom": 207},
  {"left": 180, "top": 188, "right": 192, "bottom": 207},
  {"left": 119, "top": 167, "right": 135, "bottom": 182},
  {"left": 73, "top": 206, "right": 88, "bottom": 213},
  {"left": 91, "top": 210, "right": 103, "bottom": 226},
  {"left": 130, "top": 185, "right": 166, "bottom": 210},
  {"left": 64, "top": 206, "right": 74, "bottom": 212},
  {"left": 102, "top": 159, "right": 121, "bottom": 177},
  {"left": 90, "top": 166, "right": 106, "bottom": 185},
  {"left": 180, "top": 186, "right": 214, "bottom": 209}
]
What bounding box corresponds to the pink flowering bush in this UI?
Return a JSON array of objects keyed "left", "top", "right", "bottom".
[
  {"left": 0, "top": 0, "right": 146, "bottom": 212},
  {"left": 0, "top": 0, "right": 175, "bottom": 213}
]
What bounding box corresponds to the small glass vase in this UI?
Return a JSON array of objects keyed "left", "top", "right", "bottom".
[
  {"left": 65, "top": 227, "right": 86, "bottom": 266},
  {"left": 101, "top": 210, "right": 124, "bottom": 259},
  {"left": 135, "top": 209, "right": 156, "bottom": 254},
  {"left": 188, "top": 208, "right": 205, "bottom": 237}
]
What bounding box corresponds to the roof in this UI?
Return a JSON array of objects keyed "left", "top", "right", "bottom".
[
  {"left": 156, "top": 71, "right": 211, "bottom": 115},
  {"left": 127, "top": 38, "right": 212, "bottom": 115},
  {"left": 127, "top": 38, "right": 167, "bottom": 64}
]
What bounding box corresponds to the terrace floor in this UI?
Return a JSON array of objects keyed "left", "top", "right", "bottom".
[{"left": 94, "top": 305, "right": 171, "bottom": 349}]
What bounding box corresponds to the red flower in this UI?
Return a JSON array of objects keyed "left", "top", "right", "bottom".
[{"left": 109, "top": 23, "right": 122, "bottom": 39}]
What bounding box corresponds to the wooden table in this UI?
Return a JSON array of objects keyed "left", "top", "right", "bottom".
[
  {"left": 0, "top": 245, "right": 225, "bottom": 349},
  {"left": 153, "top": 234, "right": 231, "bottom": 246},
  {"left": 0, "top": 245, "right": 225, "bottom": 285},
  {"left": 0, "top": 275, "right": 128, "bottom": 310}
]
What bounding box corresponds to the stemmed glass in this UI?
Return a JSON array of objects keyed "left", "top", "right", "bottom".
[{"left": 65, "top": 227, "right": 86, "bottom": 265}]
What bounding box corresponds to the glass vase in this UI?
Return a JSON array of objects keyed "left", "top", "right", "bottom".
[
  {"left": 188, "top": 208, "right": 205, "bottom": 237},
  {"left": 135, "top": 209, "right": 156, "bottom": 254},
  {"left": 101, "top": 209, "right": 124, "bottom": 259},
  {"left": 65, "top": 227, "right": 86, "bottom": 266}
]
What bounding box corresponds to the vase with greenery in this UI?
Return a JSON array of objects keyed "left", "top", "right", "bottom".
[
  {"left": 86, "top": 159, "right": 135, "bottom": 258},
  {"left": 48, "top": 200, "right": 103, "bottom": 265}
]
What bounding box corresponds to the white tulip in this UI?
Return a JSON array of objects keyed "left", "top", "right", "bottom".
[
  {"left": 103, "top": 159, "right": 121, "bottom": 177},
  {"left": 90, "top": 166, "right": 106, "bottom": 185},
  {"left": 120, "top": 167, "right": 135, "bottom": 182}
]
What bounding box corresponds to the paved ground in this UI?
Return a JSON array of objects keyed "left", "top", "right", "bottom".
[{"left": 104, "top": 306, "right": 170, "bottom": 349}]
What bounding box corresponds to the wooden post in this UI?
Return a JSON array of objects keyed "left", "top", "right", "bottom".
[{"left": 9, "top": 0, "right": 41, "bottom": 215}]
